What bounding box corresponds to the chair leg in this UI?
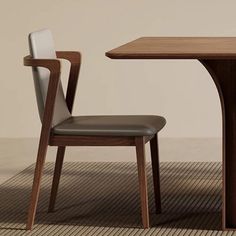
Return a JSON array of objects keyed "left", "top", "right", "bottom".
[
  {"left": 135, "top": 136, "right": 149, "bottom": 229},
  {"left": 26, "top": 140, "right": 48, "bottom": 230},
  {"left": 48, "top": 146, "right": 66, "bottom": 212},
  {"left": 150, "top": 134, "right": 162, "bottom": 214}
]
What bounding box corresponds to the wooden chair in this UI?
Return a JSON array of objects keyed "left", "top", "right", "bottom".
[{"left": 23, "top": 29, "right": 166, "bottom": 230}]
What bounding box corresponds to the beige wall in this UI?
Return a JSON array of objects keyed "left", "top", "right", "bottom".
[{"left": 1, "top": 0, "right": 235, "bottom": 138}]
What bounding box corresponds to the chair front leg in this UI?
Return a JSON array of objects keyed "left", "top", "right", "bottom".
[
  {"left": 135, "top": 136, "right": 149, "bottom": 228},
  {"left": 150, "top": 134, "right": 162, "bottom": 214},
  {"left": 24, "top": 55, "right": 61, "bottom": 230},
  {"left": 26, "top": 139, "right": 48, "bottom": 230},
  {"left": 48, "top": 146, "right": 66, "bottom": 212}
]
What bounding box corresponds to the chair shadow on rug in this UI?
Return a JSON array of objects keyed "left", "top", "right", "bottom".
[{"left": 0, "top": 162, "right": 222, "bottom": 231}]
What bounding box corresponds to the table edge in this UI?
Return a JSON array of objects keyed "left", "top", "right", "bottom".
[{"left": 106, "top": 51, "right": 236, "bottom": 60}]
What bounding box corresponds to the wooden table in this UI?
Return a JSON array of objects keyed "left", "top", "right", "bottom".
[{"left": 106, "top": 37, "right": 236, "bottom": 230}]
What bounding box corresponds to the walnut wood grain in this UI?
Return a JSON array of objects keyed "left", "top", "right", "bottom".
[
  {"left": 106, "top": 37, "right": 236, "bottom": 59},
  {"left": 24, "top": 56, "right": 61, "bottom": 230},
  {"left": 135, "top": 137, "right": 149, "bottom": 228},
  {"left": 50, "top": 135, "right": 135, "bottom": 146},
  {"left": 24, "top": 55, "right": 60, "bottom": 72},
  {"left": 56, "top": 51, "right": 81, "bottom": 113},
  {"left": 200, "top": 59, "right": 236, "bottom": 230},
  {"left": 24, "top": 51, "right": 163, "bottom": 230},
  {"left": 106, "top": 37, "right": 236, "bottom": 230},
  {"left": 49, "top": 134, "right": 154, "bottom": 147},
  {"left": 47, "top": 52, "right": 81, "bottom": 208},
  {"left": 48, "top": 146, "right": 66, "bottom": 212},
  {"left": 150, "top": 134, "right": 161, "bottom": 214}
]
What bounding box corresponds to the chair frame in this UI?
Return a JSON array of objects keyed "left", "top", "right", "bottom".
[{"left": 23, "top": 51, "right": 162, "bottom": 230}]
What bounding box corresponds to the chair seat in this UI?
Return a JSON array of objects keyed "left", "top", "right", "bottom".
[{"left": 53, "top": 115, "right": 166, "bottom": 136}]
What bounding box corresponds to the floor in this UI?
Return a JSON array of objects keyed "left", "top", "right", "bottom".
[
  {"left": 0, "top": 138, "right": 229, "bottom": 235},
  {"left": 0, "top": 162, "right": 225, "bottom": 235},
  {"left": 0, "top": 138, "right": 221, "bottom": 184}
]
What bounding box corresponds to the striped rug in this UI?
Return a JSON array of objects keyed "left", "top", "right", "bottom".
[{"left": 0, "top": 162, "right": 231, "bottom": 235}]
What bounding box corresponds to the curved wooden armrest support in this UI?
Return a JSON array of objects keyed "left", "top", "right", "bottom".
[
  {"left": 23, "top": 55, "right": 61, "bottom": 73},
  {"left": 56, "top": 51, "right": 81, "bottom": 113},
  {"left": 23, "top": 55, "right": 61, "bottom": 136}
]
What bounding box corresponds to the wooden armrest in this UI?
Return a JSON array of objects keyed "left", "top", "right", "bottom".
[
  {"left": 56, "top": 51, "right": 81, "bottom": 113},
  {"left": 56, "top": 51, "right": 81, "bottom": 64},
  {"left": 24, "top": 52, "right": 81, "bottom": 114},
  {"left": 23, "top": 55, "right": 60, "bottom": 73},
  {"left": 23, "top": 55, "right": 61, "bottom": 132}
]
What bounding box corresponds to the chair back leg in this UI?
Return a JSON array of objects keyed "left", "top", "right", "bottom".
[
  {"left": 48, "top": 146, "right": 66, "bottom": 212},
  {"left": 135, "top": 136, "right": 149, "bottom": 228},
  {"left": 150, "top": 134, "right": 162, "bottom": 213}
]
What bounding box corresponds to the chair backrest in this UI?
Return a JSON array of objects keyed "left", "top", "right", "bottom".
[{"left": 28, "top": 29, "right": 71, "bottom": 126}]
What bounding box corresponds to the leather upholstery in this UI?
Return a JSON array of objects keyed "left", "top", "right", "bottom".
[
  {"left": 28, "top": 29, "right": 166, "bottom": 137},
  {"left": 29, "top": 29, "right": 71, "bottom": 126},
  {"left": 53, "top": 115, "right": 166, "bottom": 136}
]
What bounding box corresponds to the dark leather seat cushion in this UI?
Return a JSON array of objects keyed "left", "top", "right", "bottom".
[{"left": 53, "top": 115, "right": 166, "bottom": 136}]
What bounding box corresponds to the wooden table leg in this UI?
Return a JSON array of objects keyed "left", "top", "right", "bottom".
[{"left": 200, "top": 59, "right": 236, "bottom": 230}]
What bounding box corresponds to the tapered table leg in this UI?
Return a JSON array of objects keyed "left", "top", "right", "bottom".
[{"left": 201, "top": 59, "right": 236, "bottom": 230}]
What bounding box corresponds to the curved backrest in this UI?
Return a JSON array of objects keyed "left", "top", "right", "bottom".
[{"left": 28, "top": 29, "right": 71, "bottom": 126}]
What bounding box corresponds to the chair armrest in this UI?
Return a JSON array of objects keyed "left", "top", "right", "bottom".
[
  {"left": 24, "top": 55, "right": 60, "bottom": 73},
  {"left": 56, "top": 51, "right": 81, "bottom": 65},
  {"left": 23, "top": 55, "right": 61, "bottom": 138},
  {"left": 56, "top": 51, "right": 81, "bottom": 113}
]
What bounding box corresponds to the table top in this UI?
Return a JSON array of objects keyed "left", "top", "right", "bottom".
[{"left": 106, "top": 37, "right": 236, "bottom": 59}]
